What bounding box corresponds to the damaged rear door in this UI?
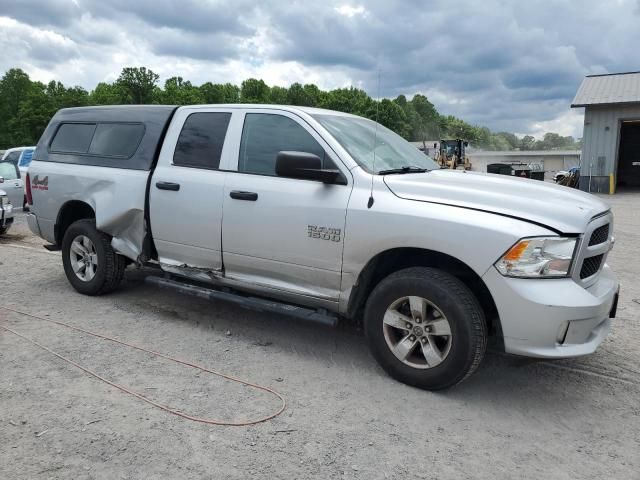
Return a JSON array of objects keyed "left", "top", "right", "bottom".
[{"left": 149, "top": 107, "right": 234, "bottom": 281}]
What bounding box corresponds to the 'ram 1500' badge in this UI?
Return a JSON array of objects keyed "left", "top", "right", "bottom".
[{"left": 308, "top": 225, "right": 341, "bottom": 242}]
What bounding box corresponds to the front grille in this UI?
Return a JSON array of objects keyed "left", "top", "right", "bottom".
[
  {"left": 580, "top": 254, "right": 604, "bottom": 279},
  {"left": 589, "top": 224, "right": 610, "bottom": 246}
]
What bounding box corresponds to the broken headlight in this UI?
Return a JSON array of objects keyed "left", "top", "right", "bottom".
[{"left": 495, "top": 237, "right": 577, "bottom": 278}]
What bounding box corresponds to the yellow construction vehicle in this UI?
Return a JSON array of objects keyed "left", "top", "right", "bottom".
[{"left": 436, "top": 139, "right": 472, "bottom": 170}]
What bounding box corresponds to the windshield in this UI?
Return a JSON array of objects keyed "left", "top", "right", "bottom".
[{"left": 312, "top": 114, "right": 439, "bottom": 173}]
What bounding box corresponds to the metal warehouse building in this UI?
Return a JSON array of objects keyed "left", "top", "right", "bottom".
[{"left": 572, "top": 71, "right": 640, "bottom": 193}]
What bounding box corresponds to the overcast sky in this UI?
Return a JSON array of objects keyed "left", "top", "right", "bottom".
[{"left": 1, "top": 0, "right": 639, "bottom": 138}]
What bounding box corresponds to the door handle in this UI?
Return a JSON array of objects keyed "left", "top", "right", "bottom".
[
  {"left": 156, "top": 181, "right": 180, "bottom": 191},
  {"left": 230, "top": 190, "right": 258, "bottom": 201}
]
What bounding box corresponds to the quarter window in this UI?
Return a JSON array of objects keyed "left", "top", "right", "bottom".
[
  {"left": 173, "top": 113, "right": 231, "bottom": 169},
  {"left": 50, "top": 123, "right": 96, "bottom": 153},
  {"left": 89, "top": 123, "right": 145, "bottom": 157},
  {"left": 239, "top": 113, "right": 327, "bottom": 175},
  {"left": 50, "top": 122, "right": 145, "bottom": 158}
]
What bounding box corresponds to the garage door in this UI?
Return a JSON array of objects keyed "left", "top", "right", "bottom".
[{"left": 618, "top": 121, "right": 640, "bottom": 187}]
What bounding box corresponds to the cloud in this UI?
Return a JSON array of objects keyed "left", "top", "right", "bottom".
[
  {"left": 0, "top": 0, "right": 639, "bottom": 137},
  {"left": 334, "top": 4, "right": 367, "bottom": 18}
]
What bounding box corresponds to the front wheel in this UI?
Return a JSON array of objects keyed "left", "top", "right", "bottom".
[
  {"left": 61, "top": 219, "right": 126, "bottom": 295},
  {"left": 364, "top": 267, "right": 487, "bottom": 390}
]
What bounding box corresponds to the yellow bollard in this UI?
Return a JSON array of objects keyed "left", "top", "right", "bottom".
[{"left": 609, "top": 174, "right": 615, "bottom": 195}]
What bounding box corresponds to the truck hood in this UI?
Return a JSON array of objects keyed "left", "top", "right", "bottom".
[{"left": 383, "top": 170, "right": 610, "bottom": 233}]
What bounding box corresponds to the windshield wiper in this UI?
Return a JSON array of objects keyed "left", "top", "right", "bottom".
[{"left": 378, "top": 166, "right": 428, "bottom": 175}]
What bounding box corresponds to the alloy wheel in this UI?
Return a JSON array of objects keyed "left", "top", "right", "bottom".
[{"left": 382, "top": 296, "right": 452, "bottom": 369}]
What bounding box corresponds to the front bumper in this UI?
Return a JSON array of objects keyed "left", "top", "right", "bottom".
[
  {"left": 1, "top": 203, "right": 14, "bottom": 228},
  {"left": 482, "top": 264, "right": 619, "bottom": 358}
]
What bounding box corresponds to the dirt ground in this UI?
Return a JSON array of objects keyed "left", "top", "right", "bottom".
[{"left": 1, "top": 194, "right": 639, "bottom": 480}]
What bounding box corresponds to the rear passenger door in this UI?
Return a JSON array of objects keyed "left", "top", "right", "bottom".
[{"left": 150, "top": 108, "right": 233, "bottom": 281}]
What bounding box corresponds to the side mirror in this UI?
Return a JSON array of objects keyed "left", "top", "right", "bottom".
[
  {"left": 0, "top": 176, "right": 4, "bottom": 183},
  {"left": 275, "top": 151, "right": 346, "bottom": 185}
]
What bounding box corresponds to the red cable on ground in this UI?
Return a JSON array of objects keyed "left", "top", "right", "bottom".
[{"left": 0, "top": 305, "right": 286, "bottom": 426}]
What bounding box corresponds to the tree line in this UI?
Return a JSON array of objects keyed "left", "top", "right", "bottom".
[{"left": 0, "top": 66, "right": 580, "bottom": 151}]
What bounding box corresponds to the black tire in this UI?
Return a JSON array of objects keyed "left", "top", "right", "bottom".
[
  {"left": 0, "top": 225, "right": 9, "bottom": 235},
  {"left": 61, "top": 219, "right": 126, "bottom": 295},
  {"left": 364, "top": 267, "right": 487, "bottom": 390}
]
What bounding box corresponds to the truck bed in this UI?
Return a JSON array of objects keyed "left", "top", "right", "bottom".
[{"left": 29, "top": 105, "right": 177, "bottom": 261}]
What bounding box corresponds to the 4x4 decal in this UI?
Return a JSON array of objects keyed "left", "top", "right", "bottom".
[{"left": 31, "top": 175, "right": 49, "bottom": 191}]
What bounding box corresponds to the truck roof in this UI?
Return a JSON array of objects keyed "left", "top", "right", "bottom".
[
  {"left": 35, "top": 104, "right": 363, "bottom": 172},
  {"left": 178, "top": 104, "right": 358, "bottom": 117},
  {"left": 58, "top": 104, "right": 359, "bottom": 118}
]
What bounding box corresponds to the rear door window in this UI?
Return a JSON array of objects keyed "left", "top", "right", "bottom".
[
  {"left": 173, "top": 112, "right": 231, "bottom": 169},
  {"left": 238, "top": 113, "right": 327, "bottom": 175},
  {"left": 50, "top": 123, "right": 97, "bottom": 153}
]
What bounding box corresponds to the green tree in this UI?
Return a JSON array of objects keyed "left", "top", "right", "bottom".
[
  {"left": 116, "top": 67, "right": 159, "bottom": 104},
  {"left": 520, "top": 135, "right": 536, "bottom": 150},
  {"left": 494, "top": 131, "right": 519, "bottom": 150},
  {"left": 200, "top": 82, "right": 240, "bottom": 103},
  {"left": 0, "top": 68, "right": 33, "bottom": 146},
  {"left": 0, "top": 65, "right": 558, "bottom": 153},
  {"left": 269, "top": 85, "right": 289, "bottom": 104},
  {"left": 158, "top": 77, "right": 204, "bottom": 104},
  {"left": 320, "top": 87, "right": 374, "bottom": 116},
  {"left": 90, "top": 82, "right": 124, "bottom": 105},
  {"left": 303, "top": 84, "right": 324, "bottom": 106},
  {"left": 287, "top": 82, "right": 311, "bottom": 106},
  {"left": 12, "top": 81, "right": 53, "bottom": 145},
  {"left": 240, "top": 78, "right": 270, "bottom": 103},
  {"left": 372, "top": 99, "right": 410, "bottom": 139},
  {"left": 409, "top": 94, "right": 441, "bottom": 142}
]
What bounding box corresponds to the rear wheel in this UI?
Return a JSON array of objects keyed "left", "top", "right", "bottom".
[
  {"left": 61, "top": 219, "right": 126, "bottom": 295},
  {"left": 364, "top": 267, "right": 487, "bottom": 390},
  {"left": 0, "top": 225, "right": 10, "bottom": 235}
]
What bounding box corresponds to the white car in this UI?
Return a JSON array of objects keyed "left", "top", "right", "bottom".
[
  {"left": 0, "top": 162, "right": 24, "bottom": 211},
  {"left": 1, "top": 146, "right": 35, "bottom": 210},
  {"left": 2, "top": 146, "right": 36, "bottom": 177}
]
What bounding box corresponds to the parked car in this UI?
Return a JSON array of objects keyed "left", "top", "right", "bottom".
[
  {"left": 25, "top": 105, "right": 619, "bottom": 390},
  {"left": 17, "top": 147, "right": 35, "bottom": 178},
  {"left": 0, "top": 188, "right": 14, "bottom": 235},
  {"left": 554, "top": 167, "right": 581, "bottom": 188},
  {"left": 0, "top": 161, "right": 24, "bottom": 211},
  {"left": 1, "top": 146, "right": 34, "bottom": 210},
  {"left": 2, "top": 146, "right": 36, "bottom": 175}
]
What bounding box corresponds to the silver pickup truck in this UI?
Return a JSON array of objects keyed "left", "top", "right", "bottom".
[{"left": 25, "top": 104, "right": 619, "bottom": 390}]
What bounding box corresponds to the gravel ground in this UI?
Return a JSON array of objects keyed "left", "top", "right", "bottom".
[{"left": 1, "top": 196, "right": 639, "bottom": 480}]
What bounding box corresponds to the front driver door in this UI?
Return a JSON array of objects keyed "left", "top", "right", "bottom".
[{"left": 222, "top": 110, "right": 353, "bottom": 304}]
